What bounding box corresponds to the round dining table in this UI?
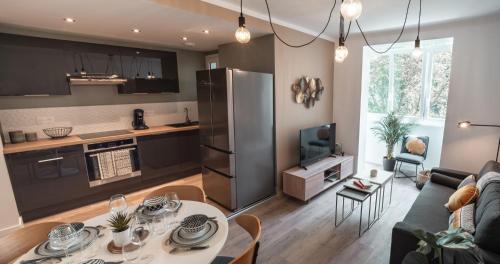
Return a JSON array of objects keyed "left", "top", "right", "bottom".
[{"left": 14, "top": 200, "right": 228, "bottom": 264}]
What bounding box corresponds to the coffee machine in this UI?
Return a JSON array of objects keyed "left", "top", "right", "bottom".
[{"left": 132, "top": 109, "right": 149, "bottom": 130}]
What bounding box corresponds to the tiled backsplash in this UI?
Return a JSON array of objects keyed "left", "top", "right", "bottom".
[{"left": 0, "top": 101, "right": 198, "bottom": 142}]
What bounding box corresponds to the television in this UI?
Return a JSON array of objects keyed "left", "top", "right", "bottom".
[{"left": 299, "top": 123, "right": 336, "bottom": 167}]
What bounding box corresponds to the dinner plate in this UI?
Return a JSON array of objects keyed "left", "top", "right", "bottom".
[
  {"left": 169, "top": 219, "right": 218, "bottom": 247},
  {"left": 35, "top": 227, "right": 99, "bottom": 257},
  {"left": 135, "top": 201, "right": 182, "bottom": 221}
]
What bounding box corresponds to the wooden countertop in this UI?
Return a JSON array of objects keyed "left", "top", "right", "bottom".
[{"left": 3, "top": 125, "right": 199, "bottom": 154}]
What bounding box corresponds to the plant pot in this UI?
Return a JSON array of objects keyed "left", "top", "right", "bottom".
[
  {"left": 112, "top": 228, "right": 131, "bottom": 247},
  {"left": 383, "top": 157, "right": 396, "bottom": 171}
]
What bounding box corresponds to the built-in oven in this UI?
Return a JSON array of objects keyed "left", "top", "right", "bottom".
[{"left": 84, "top": 137, "right": 141, "bottom": 187}]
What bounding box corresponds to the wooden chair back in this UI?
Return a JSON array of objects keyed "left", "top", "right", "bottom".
[
  {"left": 145, "top": 184, "right": 206, "bottom": 203},
  {"left": 0, "top": 222, "right": 63, "bottom": 264},
  {"left": 231, "top": 214, "right": 262, "bottom": 264}
]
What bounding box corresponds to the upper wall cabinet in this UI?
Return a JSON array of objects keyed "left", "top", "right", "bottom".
[
  {"left": 0, "top": 36, "right": 70, "bottom": 96},
  {"left": 0, "top": 33, "right": 179, "bottom": 96}
]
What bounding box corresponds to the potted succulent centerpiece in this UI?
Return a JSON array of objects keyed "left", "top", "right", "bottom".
[
  {"left": 371, "top": 111, "right": 414, "bottom": 171},
  {"left": 108, "top": 211, "right": 132, "bottom": 247}
]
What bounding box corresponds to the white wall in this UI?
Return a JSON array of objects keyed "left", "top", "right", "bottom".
[
  {"left": 334, "top": 13, "right": 500, "bottom": 173},
  {"left": 0, "top": 142, "right": 21, "bottom": 234}
]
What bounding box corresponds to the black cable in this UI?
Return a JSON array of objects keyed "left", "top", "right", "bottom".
[
  {"left": 417, "top": 0, "right": 422, "bottom": 38},
  {"left": 264, "top": 0, "right": 337, "bottom": 48},
  {"left": 356, "top": 0, "right": 412, "bottom": 54},
  {"left": 345, "top": 21, "right": 352, "bottom": 41}
]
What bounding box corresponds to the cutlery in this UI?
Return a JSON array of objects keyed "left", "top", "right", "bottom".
[
  {"left": 20, "top": 256, "right": 62, "bottom": 264},
  {"left": 169, "top": 245, "right": 209, "bottom": 254}
]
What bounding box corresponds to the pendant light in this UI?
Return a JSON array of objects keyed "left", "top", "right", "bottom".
[
  {"left": 341, "top": 0, "right": 363, "bottom": 21},
  {"left": 412, "top": 0, "right": 423, "bottom": 58},
  {"left": 335, "top": 12, "right": 348, "bottom": 63},
  {"left": 235, "top": 0, "right": 251, "bottom": 43}
]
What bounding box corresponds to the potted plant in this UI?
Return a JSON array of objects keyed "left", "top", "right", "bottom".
[
  {"left": 108, "top": 211, "right": 132, "bottom": 247},
  {"left": 371, "top": 111, "right": 414, "bottom": 171}
]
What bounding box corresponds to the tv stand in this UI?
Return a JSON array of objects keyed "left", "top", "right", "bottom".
[{"left": 283, "top": 155, "right": 354, "bottom": 202}]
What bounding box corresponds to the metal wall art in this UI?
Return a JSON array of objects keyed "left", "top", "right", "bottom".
[{"left": 291, "top": 76, "right": 325, "bottom": 108}]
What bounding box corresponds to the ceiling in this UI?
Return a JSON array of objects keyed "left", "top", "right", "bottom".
[
  {"left": 0, "top": 0, "right": 269, "bottom": 51},
  {"left": 0, "top": 0, "right": 499, "bottom": 51},
  {"left": 204, "top": 0, "right": 500, "bottom": 39}
]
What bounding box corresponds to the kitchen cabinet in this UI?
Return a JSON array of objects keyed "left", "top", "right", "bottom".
[
  {"left": 0, "top": 35, "right": 70, "bottom": 95},
  {"left": 138, "top": 129, "right": 200, "bottom": 181},
  {"left": 0, "top": 33, "right": 179, "bottom": 96},
  {"left": 6, "top": 145, "right": 88, "bottom": 219}
]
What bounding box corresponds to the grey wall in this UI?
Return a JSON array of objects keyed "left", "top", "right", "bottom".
[
  {"left": 333, "top": 13, "right": 500, "bottom": 173},
  {"left": 218, "top": 34, "right": 275, "bottom": 73},
  {"left": 0, "top": 26, "right": 205, "bottom": 109}
]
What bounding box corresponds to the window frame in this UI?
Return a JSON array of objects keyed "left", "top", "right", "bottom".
[{"left": 363, "top": 38, "right": 454, "bottom": 126}]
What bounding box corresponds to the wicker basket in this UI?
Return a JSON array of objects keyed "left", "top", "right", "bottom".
[{"left": 43, "top": 127, "right": 73, "bottom": 138}]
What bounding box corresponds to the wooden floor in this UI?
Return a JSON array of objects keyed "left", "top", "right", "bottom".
[
  {"left": 219, "top": 173, "right": 420, "bottom": 264},
  {"left": 23, "top": 169, "right": 420, "bottom": 264}
]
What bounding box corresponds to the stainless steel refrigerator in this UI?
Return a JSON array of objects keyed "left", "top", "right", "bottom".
[{"left": 196, "top": 68, "right": 275, "bottom": 210}]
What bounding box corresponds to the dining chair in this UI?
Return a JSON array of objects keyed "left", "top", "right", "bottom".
[
  {"left": 211, "top": 214, "right": 262, "bottom": 264},
  {"left": 145, "top": 184, "right": 206, "bottom": 202},
  {"left": 0, "top": 221, "right": 63, "bottom": 264}
]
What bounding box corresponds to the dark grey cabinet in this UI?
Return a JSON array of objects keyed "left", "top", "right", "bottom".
[
  {"left": 6, "top": 145, "right": 88, "bottom": 218},
  {"left": 138, "top": 130, "right": 200, "bottom": 181},
  {"left": 0, "top": 41, "right": 71, "bottom": 95}
]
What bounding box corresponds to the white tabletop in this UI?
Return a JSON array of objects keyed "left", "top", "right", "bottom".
[
  {"left": 354, "top": 169, "right": 393, "bottom": 185},
  {"left": 15, "top": 201, "right": 228, "bottom": 264}
]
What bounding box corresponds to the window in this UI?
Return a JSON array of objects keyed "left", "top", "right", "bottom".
[{"left": 364, "top": 38, "right": 453, "bottom": 121}]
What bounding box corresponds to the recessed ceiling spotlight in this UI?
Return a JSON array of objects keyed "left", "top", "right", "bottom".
[
  {"left": 132, "top": 28, "right": 141, "bottom": 33},
  {"left": 184, "top": 42, "right": 196, "bottom": 47},
  {"left": 63, "top": 17, "right": 76, "bottom": 23},
  {"left": 202, "top": 29, "right": 210, "bottom": 34},
  {"left": 181, "top": 36, "right": 188, "bottom": 41}
]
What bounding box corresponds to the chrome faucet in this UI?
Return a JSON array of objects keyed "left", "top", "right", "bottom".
[{"left": 184, "top": 107, "right": 191, "bottom": 124}]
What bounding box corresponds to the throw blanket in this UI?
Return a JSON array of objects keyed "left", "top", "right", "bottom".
[{"left": 477, "top": 171, "right": 500, "bottom": 193}]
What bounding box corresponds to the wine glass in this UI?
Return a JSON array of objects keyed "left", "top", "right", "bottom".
[
  {"left": 152, "top": 214, "right": 167, "bottom": 236},
  {"left": 164, "top": 192, "right": 180, "bottom": 212},
  {"left": 48, "top": 224, "right": 78, "bottom": 264},
  {"left": 131, "top": 215, "right": 153, "bottom": 245},
  {"left": 109, "top": 194, "right": 128, "bottom": 215},
  {"left": 122, "top": 228, "right": 143, "bottom": 263}
]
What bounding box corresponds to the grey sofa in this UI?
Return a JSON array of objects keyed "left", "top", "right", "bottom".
[{"left": 390, "top": 160, "right": 500, "bottom": 264}]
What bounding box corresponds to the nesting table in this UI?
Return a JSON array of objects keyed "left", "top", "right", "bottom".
[{"left": 334, "top": 169, "right": 394, "bottom": 236}]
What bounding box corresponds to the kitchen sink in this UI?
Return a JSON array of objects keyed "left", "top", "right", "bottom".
[{"left": 167, "top": 121, "right": 199, "bottom": 128}]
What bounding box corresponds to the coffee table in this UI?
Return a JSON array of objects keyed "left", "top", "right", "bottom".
[
  {"left": 354, "top": 169, "right": 394, "bottom": 215},
  {"left": 335, "top": 182, "right": 380, "bottom": 237}
]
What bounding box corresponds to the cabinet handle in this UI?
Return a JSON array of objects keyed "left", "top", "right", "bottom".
[{"left": 38, "top": 157, "right": 64, "bottom": 163}]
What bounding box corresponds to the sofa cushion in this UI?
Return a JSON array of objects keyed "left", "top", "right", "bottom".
[
  {"left": 457, "top": 175, "right": 476, "bottom": 189},
  {"left": 445, "top": 185, "right": 479, "bottom": 212},
  {"left": 396, "top": 153, "right": 425, "bottom": 165},
  {"left": 403, "top": 181, "right": 454, "bottom": 233},
  {"left": 474, "top": 181, "right": 500, "bottom": 254},
  {"left": 449, "top": 203, "right": 475, "bottom": 234}
]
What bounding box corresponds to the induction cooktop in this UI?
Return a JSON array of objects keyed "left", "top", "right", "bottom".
[{"left": 78, "top": 130, "right": 132, "bottom": 140}]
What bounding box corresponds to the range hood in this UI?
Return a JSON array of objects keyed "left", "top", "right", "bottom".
[{"left": 67, "top": 73, "right": 127, "bottom": 86}]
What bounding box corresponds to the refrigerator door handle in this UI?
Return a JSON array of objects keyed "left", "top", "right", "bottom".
[
  {"left": 203, "top": 166, "right": 234, "bottom": 179},
  {"left": 200, "top": 144, "right": 235, "bottom": 155}
]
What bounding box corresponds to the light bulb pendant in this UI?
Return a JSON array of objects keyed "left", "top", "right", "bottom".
[
  {"left": 335, "top": 40, "right": 349, "bottom": 63},
  {"left": 235, "top": 15, "right": 251, "bottom": 43},
  {"left": 341, "top": 0, "right": 363, "bottom": 21},
  {"left": 412, "top": 38, "right": 422, "bottom": 58}
]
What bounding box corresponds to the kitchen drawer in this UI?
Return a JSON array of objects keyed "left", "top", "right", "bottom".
[
  {"left": 200, "top": 145, "right": 234, "bottom": 176},
  {"left": 202, "top": 167, "right": 236, "bottom": 210},
  {"left": 6, "top": 145, "right": 88, "bottom": 213}
]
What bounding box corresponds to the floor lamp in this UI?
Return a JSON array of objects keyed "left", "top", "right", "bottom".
[{"left": 458, "top": 121, "right": 500, "bottom": 162}]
